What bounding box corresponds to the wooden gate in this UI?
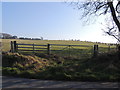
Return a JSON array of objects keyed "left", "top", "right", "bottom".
[{"left": 10, "top": 41, "right": 49, "bottom": 54}]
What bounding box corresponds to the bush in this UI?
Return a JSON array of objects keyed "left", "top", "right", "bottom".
[
  {"left": 2, "top": 67, "right": 20, "bottom": 76},
  {"left": 2, "top": 52, "right": 120, "bottom": 81}
]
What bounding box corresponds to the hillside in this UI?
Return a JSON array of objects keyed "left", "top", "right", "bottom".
[
  {"left": 2, "top": 51, "right": 120, "bottom": 81},
  {"left": 2, "top": 39, "right": 119, "bottom": 81},
  {"left": 1, "top": 39, "right": 111, "bottom": 52}
]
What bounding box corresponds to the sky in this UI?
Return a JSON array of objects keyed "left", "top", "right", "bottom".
[{"left": 1, "top": 1, "right": 118, "bottom": 43}]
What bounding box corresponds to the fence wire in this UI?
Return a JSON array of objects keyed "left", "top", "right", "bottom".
[{"left": 10, "top": 41, "right": 117, "bottom": 59}]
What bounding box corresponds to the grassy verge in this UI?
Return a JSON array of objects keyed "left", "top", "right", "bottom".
[{"left": 2, "top": 51, "right": 120, "bottom": 81}]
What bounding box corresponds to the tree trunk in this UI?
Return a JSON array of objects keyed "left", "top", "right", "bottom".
[
  {"left": 117, "top": 45, "right": 120, "bottom": 60},
  {"left": 108, "top": 2, "right": 120, "bottom": 59},
  {"left": 108, "top": 2, "right": 120, "bottom": 32}
]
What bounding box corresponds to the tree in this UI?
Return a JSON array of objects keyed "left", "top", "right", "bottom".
[
  {"left": 0, "top": 33, "right": 13, "bottom": 39},
  {"left": 68, "top": 0, "right": 120, "bottom": 43},
  {"left": 102, "top": 16, "right": 120, "bottom": 42}
]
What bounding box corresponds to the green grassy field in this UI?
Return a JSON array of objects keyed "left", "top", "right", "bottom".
[
  {"left": 1, "top": 39, "right": 116, "bottom": 59},
  {"left": 1, "top": 39, "right": 112, "bottom": 51},
  {"left": 2, "top": 39, "right": 119, "bottom": 81}
]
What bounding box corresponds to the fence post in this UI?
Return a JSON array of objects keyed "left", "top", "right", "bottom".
[
  {"left": 33, "top": 43, "right": 35, "bottom": 53},
  {"left": 68, "top": 45, "right": 71, "bottom": 57},
  {"left": 108, "top": 44, "right": 110, "bottom": 52},
  {"left": 13, "top": 41, "right": 17, "bottom": 52},
  {"left": 10, "top": 41, "right": 14, "bottom": 53},
  {"left": 47, "top": 44, "right": 50, "bottom": 55},
  {"left": 93, "top": 45, "right": 98, "bottom": 57}
]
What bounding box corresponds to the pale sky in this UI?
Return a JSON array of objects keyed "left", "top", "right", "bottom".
[{"left": 1, "top": 1, "right": 118, "bottom": 43}]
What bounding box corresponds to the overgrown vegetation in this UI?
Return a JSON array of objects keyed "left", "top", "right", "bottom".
[{"left": 2, "top": 51, "right": 120, "bottom": 82}]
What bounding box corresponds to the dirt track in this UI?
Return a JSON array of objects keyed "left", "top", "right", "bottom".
[{"left": 2, "top": 76, "right": 120, "bottom": 89}]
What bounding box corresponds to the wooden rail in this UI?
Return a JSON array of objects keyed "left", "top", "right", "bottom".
[
  {"left": 10, "top": 41, "right": 116, "bottom": 57},
  {"left": 10, "top": 41, "right": 49, "bottom": 54}
]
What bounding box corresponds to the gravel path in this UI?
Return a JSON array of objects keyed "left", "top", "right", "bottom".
[{"left": 1, "top": 76, "right": 120, "bottom": 89}]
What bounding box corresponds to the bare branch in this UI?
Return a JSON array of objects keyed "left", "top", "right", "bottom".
[{"left": 68, "top": 0, "right": 120, "bottom": 43}]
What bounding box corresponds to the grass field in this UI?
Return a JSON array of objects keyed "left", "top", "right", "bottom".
[
  {"left": 1, "top": 39, "right": 113, "bottom": 51},
  {"left": 2, "top": 39, "right": 120, "bottom": 81},
  {"left": 1, "top": 39, "right": 116, "bottom": 59}
]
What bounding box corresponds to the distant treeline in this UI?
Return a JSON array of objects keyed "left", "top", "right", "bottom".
[
  {"left": 0, "top": 33, "right": 117, "bottom": 45},
  {"left": 19, "top": 37, "right": 43, "bottom": 40},
  {"left": 69, "top": 39, "right": 116, "bottom": 46},
  {"left": 0, "top": 33, "right": 17, "bottom": 39},
  {"left": 0, "top": 33, "right": 43, "bottom": 40}
]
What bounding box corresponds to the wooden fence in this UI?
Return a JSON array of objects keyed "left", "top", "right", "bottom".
[
  {"left": 10, "top": 41, "right": 116, "bottom": 58},
  {"left": 10, "top": 41, "right": 49, "bottom": 54}
]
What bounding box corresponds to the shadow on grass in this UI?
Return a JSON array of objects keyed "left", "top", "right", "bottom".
[{"left": 2, "top": 51, "right": 120, "bottom": 82}]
